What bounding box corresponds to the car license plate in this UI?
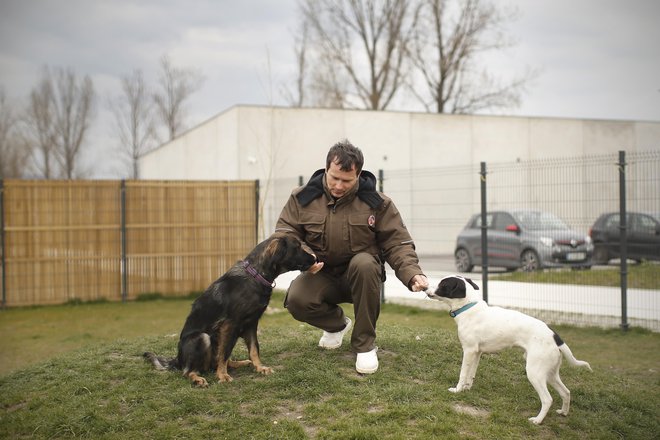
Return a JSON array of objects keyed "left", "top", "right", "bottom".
[{"left": 566, "top": 252, "right": 586, "bottom": 261}]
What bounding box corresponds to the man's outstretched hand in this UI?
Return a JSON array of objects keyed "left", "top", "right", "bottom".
[{"left": 410, "top": 274, "right": 429, "bottom": 292}]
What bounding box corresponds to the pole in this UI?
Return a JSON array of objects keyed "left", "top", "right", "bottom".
[
  {"left": 255, "top": 180, "right": 260, "bottom": 243},
  {"left": 120, "top": 180, "right": 127, "bottom": 302},
  {"left": 618, "top": 151, "right": 629, "bottom": 331},
  {"left": 378, "top": 169, "right": 385, "bottom": 304},
  {"left": 0, "top": 179, "right": 6, "bottom": 309},
  {"left": 480, "top": 162, "right": 488, "bottom": 303}
]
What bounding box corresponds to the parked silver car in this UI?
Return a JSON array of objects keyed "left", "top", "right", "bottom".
[{"left": 455, "top": 210, "right": 594, "bottom": 272}]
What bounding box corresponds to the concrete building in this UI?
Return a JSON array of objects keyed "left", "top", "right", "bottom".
[{"left": 138, "top": 105, "right": 660, "bottom": 252}]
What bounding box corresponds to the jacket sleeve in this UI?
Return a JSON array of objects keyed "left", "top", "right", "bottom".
[
  {"left": 376, "top": 198, "right": 424, "bottom": 290},
  {"left": 275, "top": 193, "right": 316, "bottom": 256}
]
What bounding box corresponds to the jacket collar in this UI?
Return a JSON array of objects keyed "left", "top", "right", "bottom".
[{"left": 296, "top": 168, "right": 384, "bottom": 209}]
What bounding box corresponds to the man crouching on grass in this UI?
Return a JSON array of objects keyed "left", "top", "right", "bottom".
[{"left": 275, "top": 140, "right": 429, "bottom": 374}]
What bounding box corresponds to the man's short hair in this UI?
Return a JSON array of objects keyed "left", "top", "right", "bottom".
[{"left": 326, "top": 140, "right": 364, "bottom": 175}]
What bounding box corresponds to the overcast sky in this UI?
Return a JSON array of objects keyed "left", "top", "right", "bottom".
[{"left": 1, "top": 0, "right": 659, "bottom": 177}]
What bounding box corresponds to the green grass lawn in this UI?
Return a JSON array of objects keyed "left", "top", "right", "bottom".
[
  {"left": 1, "top": 292, "right": 659, "bottom": 439},
  {"left": 491, "top": 261, "right": 660, "bottom": 290}
]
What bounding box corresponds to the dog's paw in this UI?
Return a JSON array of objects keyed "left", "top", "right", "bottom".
[
  {"left": 192, "top": 377, "right": 209, "bottom": 388},
  {"left": 528, "top": 416, "right": 543, "bottom": 425},
  {"left": 448, "top": 387, "right": 459, "bottom": 393},
  {"left": 556, "top": 409, "right": 569, "bottom": 416},
  {"left": 216, "top": 372, "right": 234, "bottom": 383},
  {"left": 256, "top": 365, "right": 274, "bottom": 375}
]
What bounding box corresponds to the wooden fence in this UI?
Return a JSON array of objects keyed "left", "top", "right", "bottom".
[{"left": 0, "top": 180, "right": 258, "bottom": 307}]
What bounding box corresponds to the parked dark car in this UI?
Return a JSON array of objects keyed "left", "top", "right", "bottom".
[
  {"left": 589, "top": 212, "right": 660, "bottom": 264},
  {"left": 455, "top": 210, "right": 593, "bottom": 272}
]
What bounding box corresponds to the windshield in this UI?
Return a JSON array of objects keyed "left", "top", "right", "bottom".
[{"left": 512, "top": 211, "right": 569, "bottom": 231}]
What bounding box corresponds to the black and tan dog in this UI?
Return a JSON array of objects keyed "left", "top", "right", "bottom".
[{"left": 144, "top": 234, "right": 317, "bottom": 386}]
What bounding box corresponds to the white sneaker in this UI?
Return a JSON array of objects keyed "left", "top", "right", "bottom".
[
  {"left": 318, "top": 317, "right": 352, "bottom": 350},
  {"left": 356, "top": 347, "right": 379, "bottom": 374}
]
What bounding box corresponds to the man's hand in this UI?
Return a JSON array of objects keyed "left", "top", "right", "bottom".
[
  {"left": 410, "top": 274, "right": 429, "bottom": 292},
  {"left": 307, "top": 261, "right": 324, "bottom": 274}
]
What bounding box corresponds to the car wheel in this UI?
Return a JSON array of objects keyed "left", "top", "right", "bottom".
[
  {"left": 592, "top": 245, "right": 609, "bottom": 265},
  {"left": 455, "top": 248, "right": 474, "bottom": 273},
  {"left": 520, "top": 250, "right": 540, "bottom": 272}
]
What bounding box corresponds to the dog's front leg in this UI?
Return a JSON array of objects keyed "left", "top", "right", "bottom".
[
  {"left": 243, "top": 324, "right": 273, "bottom": 375},
  {"left": 450, "top": 349, "right": 480, "bottom": 393},
  {"left": 215, "top": 321, "right": 237, "bottom": 383}
]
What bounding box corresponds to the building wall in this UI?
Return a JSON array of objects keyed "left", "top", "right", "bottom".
[
  {"left": 140, "top": 106, "right": 660, "bottom": 181},
  {"left": 138, "top": 106, "right": 660, "bottom": 247}
]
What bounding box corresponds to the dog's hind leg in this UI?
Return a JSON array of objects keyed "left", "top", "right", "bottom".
[
  {"left": 181, "top": 333, "right": 212, "bottom": 387},
  {"left": 549, "top": 371, "right": 571, "bottom": 416},
  {"left": 185, "top": 371, "right": 209, "bottom": 388},
  {"left": 228, "top": 359, "right": 252, "bottom": 368},
  {"left": 526, "top": 367, "right": 553, "bottom": 425}
]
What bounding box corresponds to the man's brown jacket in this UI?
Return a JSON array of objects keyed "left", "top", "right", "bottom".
[{"left": 275, "top": 169, "right": 424, "bottom": 289}]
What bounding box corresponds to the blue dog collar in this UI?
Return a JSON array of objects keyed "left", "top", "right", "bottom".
[{"left": 450, "top": 302, "right": 478, "bottom": 318}]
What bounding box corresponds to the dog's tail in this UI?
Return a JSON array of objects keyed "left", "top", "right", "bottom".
[
  {"left": 553, "top": 332, "right": 592, "bottom": 371},
  {"left": 143, "top": 352, "right": 179, "bottom": 371}
]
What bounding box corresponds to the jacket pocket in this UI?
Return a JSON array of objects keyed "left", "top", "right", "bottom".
[
  {"left": 300, "top": 213, "right": 326, "bottom": 251},
  {"left": 348, "top": 214, "right": 376, "bottom": 253}
]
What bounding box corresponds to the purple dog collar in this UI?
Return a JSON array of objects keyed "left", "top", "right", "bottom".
[{"left": 241, "top": 260, "right": 276, "bottom": 289}]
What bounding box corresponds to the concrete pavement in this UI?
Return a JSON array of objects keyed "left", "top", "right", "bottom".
[{"left": 273, "top": 255, "right": 659, "bottom": 332}]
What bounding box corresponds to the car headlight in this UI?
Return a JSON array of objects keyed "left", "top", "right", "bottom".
[{"left": 540, "top": 237, "right": 553, "bottom": 247}]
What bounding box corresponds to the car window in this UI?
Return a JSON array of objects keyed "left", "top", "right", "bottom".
[
  {"left": 633, "top": 214, "right": 658, "bottom": 234},
  {"left": 513, "top": 211, "right": 569, "bottom": 230},
  {"left": 471, "top": 214, "right": 494, "bottom": 229},
  {"left": 604, "top": 214, "right": 620, "bottom": 229},
  {"left": 493, "top": 213, "right": 516, "bottom": 231}
]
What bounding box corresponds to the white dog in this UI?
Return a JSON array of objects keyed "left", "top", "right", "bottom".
[{"left": 427, "top": 275, "right": 592, "bottom": 425}]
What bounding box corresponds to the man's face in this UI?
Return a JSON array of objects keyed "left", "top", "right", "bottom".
[{"left": 326, "top": 160, "right": 359, "bottom": 199}]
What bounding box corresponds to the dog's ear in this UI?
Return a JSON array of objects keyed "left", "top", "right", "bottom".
[
  {"left": 436, "top": 277, "right": 466, "bottom": 299},
  {"left": 265, "top": 237, "right": 285, "bottom": 259},
  {"left": 464, "top": 277, "right": 479, "bottom": 291}
]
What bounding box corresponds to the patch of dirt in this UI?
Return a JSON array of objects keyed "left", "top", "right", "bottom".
[
  {"left": 452, "top": 403, "right": 490, "bottom": 419},
  {"left": 4, "top": 401, "right": 28, "bottom": 413}
]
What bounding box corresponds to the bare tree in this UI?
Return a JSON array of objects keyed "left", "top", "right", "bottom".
[
  {"left": 25, "top": 67, "right": 95, "bottom": 179},
  {"left": 25, "top": 70, "right": 59, "bottom": 178},
  {"left": 110, "top": 70, "right": 156, "bottom": 178},
  {"left": 299, "top": 0, "right": 415, "bottom": 110},
  {"left": 409, "top": 0, "right": 533, "bottom": 113},
  {"left": 0, "top": 88, "right": 31, "bottom": 178},
  {"left": 153, "top": 55, "right": 204, "bottom": 141},
  {"left": 51, "top": 68, "right": 95, "bottom": 178}
]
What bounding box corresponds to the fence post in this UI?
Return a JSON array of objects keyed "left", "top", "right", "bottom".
[
  {"left": 255, "top": 180, "right": 260, "bottom": 242},
  {"left": 0, "top": 179, "right": 5, "bottom": 309},
  {"left": 120, "top": 180, "right": 127, "bottom": 302},
  {"left": 480, "top": 162, "right": 488, "bottom": 303},
  {"left": 618, "top": 151, "right": 629, "bottom": 331},
  {"left": 378, "top": 169, "right": 385, "bottom": 304}
]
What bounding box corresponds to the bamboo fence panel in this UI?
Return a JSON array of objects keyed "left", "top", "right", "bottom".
[
  {"left": 1, "top": 180, "right": 257, "bottom": 307},
  {"left": 2, "top": 181, "right": 120, "bottom": 306},
  {"left": 123, "top": 180, "right": 257, "bottom": 299}
]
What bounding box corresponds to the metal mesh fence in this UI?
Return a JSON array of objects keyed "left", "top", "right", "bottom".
[{"left": 270, "top": 150, "right": 659, "bottom": 331}]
